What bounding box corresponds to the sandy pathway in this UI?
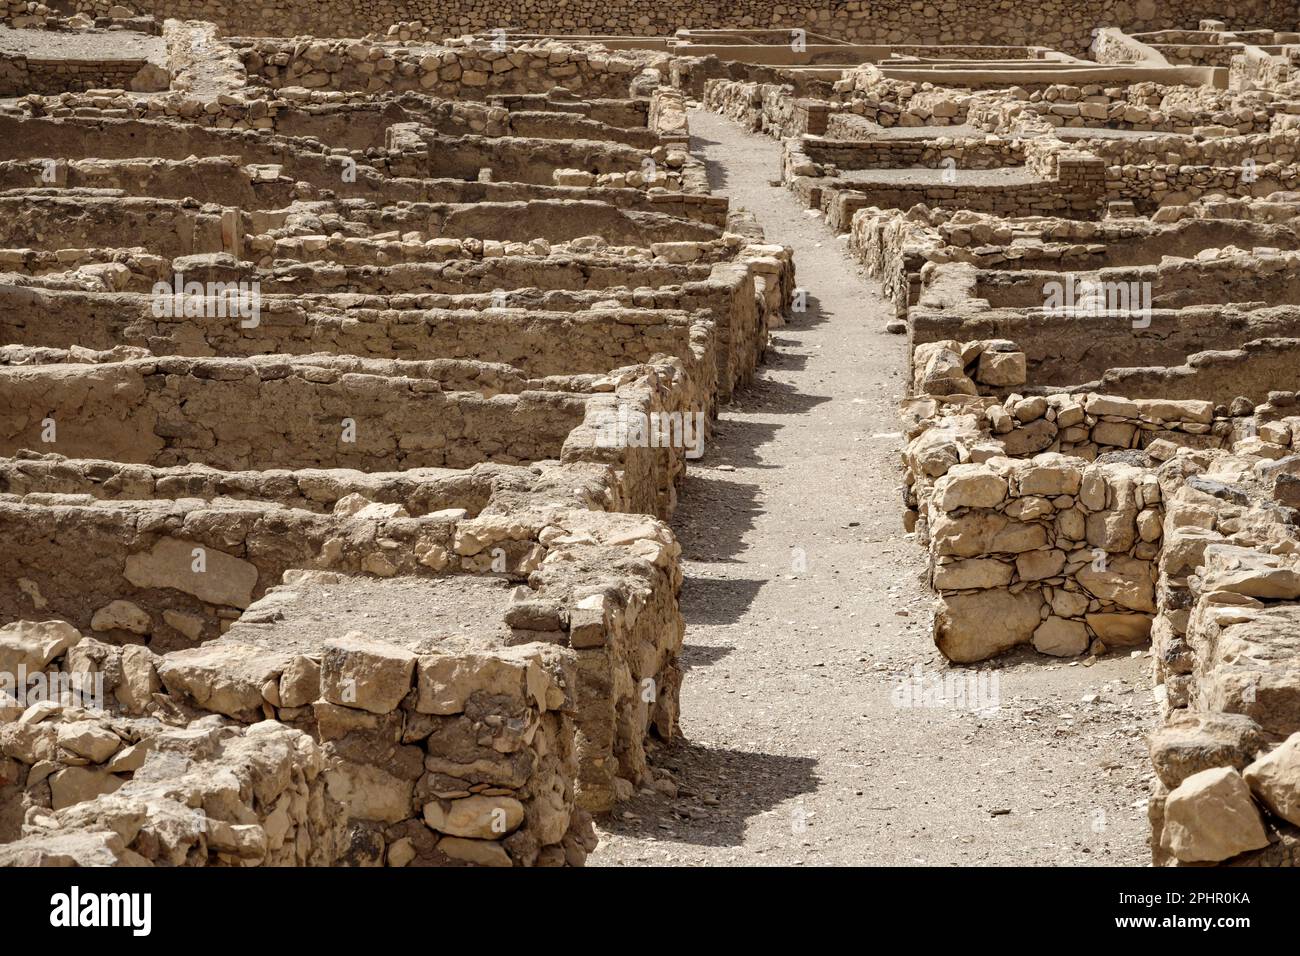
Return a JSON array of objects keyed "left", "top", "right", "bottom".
[{"left": 589, "top": 109, "right": 1153, "bottom": 867}]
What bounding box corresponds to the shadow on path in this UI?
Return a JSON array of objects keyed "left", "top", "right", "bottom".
[{"left": 597, "top": 739, "right": 819, "bottom": 849}]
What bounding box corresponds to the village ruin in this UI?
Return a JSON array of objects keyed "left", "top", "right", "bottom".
[{"left": 0, "top": 1, "right": 1297, "bottom": 869}]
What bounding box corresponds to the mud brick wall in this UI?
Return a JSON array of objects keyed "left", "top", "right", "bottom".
[
  {"left": 907, "top": 259, "right": 1300, "bottom": 392},
  {"left": 0, "top": 196, "right": 232, "bottom": 258},
  {"left": 971, "top": 254, "right": 1300, "bottom": 313},
  {"left": 0, "top": 111, "right": 323, "bottom": 167},
  {"left": 0, "top": 499, "right": 473, "bottom": 644},
  {"left": 0, "top": 358, "right": 588, "bottom": 471},
  {"left": 784, "top": 138, "right": 1104, "bottom": 227},
  {"left": 1079, "top": 337, "right": 1300, "bottom": 405},
  {"left": 299, "top": 198, "right": 719, "bottom": 246},
  {"left": 0, "top": 112, "right": 711, "bottom": 218},
  {"left": 384, "top": 126, "right": 663, "bottom": 185},
  {"left": 247, "top": 257, "right": 714, "bottom": 296},
  {"left": 0, "top": 155, "right": 294, "bottom": 207},
  {"left": 0, "top": 453, "right": 513, "bottom": 516},
  {"left": 0, "top": 290, "right": 713, "bottom": 384}
]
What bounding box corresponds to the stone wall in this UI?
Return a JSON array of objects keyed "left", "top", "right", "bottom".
[
  {"left": 900, "top": 335, "right": 1300, "bottom": 673},
  {"left": 850, "top": 201, "right": 1300, "bottom": 321},
  {"left": 238, "top": 39, "right": 639, "bottom": 101},
  {"left": 0, "top": 357, "right": 591, "bottom": 471},
  {"left": 0, "top": 463, "right": 691, "bottom": 864},
  {"left": 795, "top": 136, "right": 1025, "bottom": 172},
  {"left": 0, "top": 709, "right": 346, "bottom": 865},
  {"left": 0, "top": 14, "right": 812, "bottom": 867},
  {"left": 1230, "top": 45, "right": 1299, "bottom": 90},
  {"left": 42, "top": 0, "right": 1300, "bottom": 56},
  {"left": 788, "top": 145, "right": 1106, "bottom": 230},
  {"left": 1145, "top": 440, "right": 1300, "bottom": 865},
  {"left": 703, "top": 75, "right": 969, "bottom": 138},
  {"left": 966, "top": 83, "right": 1279, "bottom": 137},
  {"left": 0, "top": 54, "right": 157, "bottom": 95},
  {"left": 922, "top": 452, "right": 1163, "bottom": 663},
  {"left": 900, "top": 340, "right": 1300, "bottom": 862}
]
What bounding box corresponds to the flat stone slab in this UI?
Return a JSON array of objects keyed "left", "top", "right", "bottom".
[{"left": 221, "top": 571, "right": 518, "bottom": 657}]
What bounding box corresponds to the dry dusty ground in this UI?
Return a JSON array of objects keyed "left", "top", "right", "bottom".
[
  {"left": 0, "top": 23, "right": 166, "bottom": 60},
  {"left": 589, "top": 109, "right": 1156, "bottom": 867}
]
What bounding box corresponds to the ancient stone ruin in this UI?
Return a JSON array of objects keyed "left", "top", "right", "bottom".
[{"left": 0, "top": 2, "right": 1297, "bottom": 869}]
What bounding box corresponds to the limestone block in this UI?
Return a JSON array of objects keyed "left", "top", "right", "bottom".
[
  {"left": 1160, "top": 767, "right": 1270, "bottom": 863},
  {"left": 935, "top": 588, "right": 1043, "bottom": 662},
  {"left": 1150, "top": 712, "right": 1269, "bottom": 789},
  {"left": 0, "top": 621, "right": 80, "bottom": 675},
  {"left": 1032, "top": 617, "right": 1089, "bottom": 656},
  {"left": 125, "top": 537, "right": 258, "bottom": 609},
  {"left": 934, "top": 464, "right": 1007, "bottom": 511},
  {"left": 423, "top": 795, "right": 525, "bottom": 839},
  {"left": 320, "top": 633, "right": 417, "bottom": 715},
  {"left": 1243, "top": 732, "right": 1300, "bottom": 826}
]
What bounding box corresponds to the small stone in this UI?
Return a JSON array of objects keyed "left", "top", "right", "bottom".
[
  {"left": 91, "top": 600, "right": 151, "bottom": 635},
  {"left": 423, "top": 795, "right": 525, "bottom": 840},
  {"left": 387, "top": 837, "right": 417, "bottom": 867},
  {"left": 56, "top": 721, "right": 122, "bottom": 764}
]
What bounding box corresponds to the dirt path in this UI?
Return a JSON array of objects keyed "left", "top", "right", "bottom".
[{"left": 588, "top": 109, "right": 1155, "bottom": 867}]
